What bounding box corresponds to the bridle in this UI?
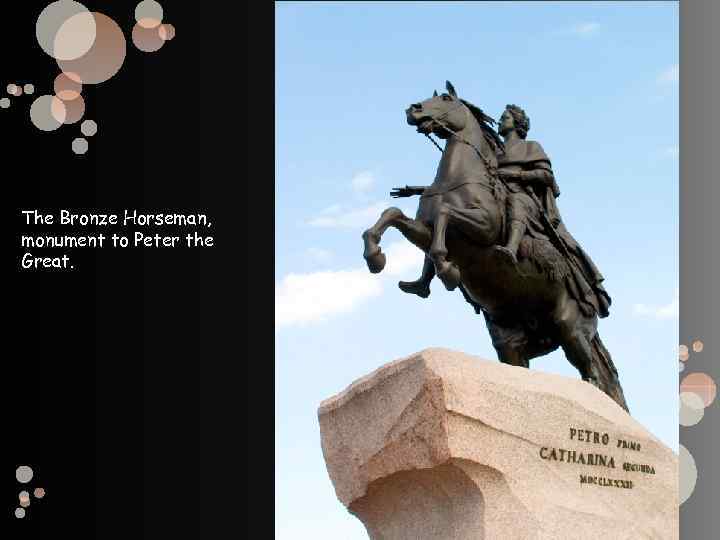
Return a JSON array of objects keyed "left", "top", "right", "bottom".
[{"left": 422, "top": 101, "right": 499, "bottom": 178}]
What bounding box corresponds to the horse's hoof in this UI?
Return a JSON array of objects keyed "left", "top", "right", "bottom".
[
  {"left": 365, "top": 250, "right": 386, "bottom": 274},
  {"left": 398, "top": 280, "right": 431, "bottom": 298},
  {"left": 437, "top": 263, "right": 461, "bottom": 291}
]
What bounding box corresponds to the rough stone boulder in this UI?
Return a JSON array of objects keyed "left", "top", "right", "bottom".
[{"left": 318, "top": 348, "right": 678, "bottom": 540}]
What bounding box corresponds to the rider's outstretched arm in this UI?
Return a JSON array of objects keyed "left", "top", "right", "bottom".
[{"left": 390, "top": 186, "right": 427, "bottom": 198}]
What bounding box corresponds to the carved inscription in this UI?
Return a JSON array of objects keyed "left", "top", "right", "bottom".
[{"left": 538, "top": 428, "right": 657, "bottom": 489}]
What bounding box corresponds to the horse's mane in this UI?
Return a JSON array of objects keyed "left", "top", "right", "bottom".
[{"left": 461, "top": 99, "right": 505, "bottom": 155}]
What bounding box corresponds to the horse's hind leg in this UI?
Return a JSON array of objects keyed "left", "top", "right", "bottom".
[
  {"left": 496, "top": 344, "right": 529, "bottom": 368},
  {"left": 362, "top": 207, "right": 431, "bottom": 273},
  {"left": 553, "top": 291, "right": 600, "bottom": 384},
  {"left": 552, "top": 294, "right": 629, "bottom": 411}
]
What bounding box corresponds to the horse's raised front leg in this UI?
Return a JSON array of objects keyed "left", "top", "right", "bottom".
[
  {"left": 362, "top": 207, "right": 432, "bottom": 274},
  {"left": 429, "top": 203, "right": 462, "bottom": 290}
]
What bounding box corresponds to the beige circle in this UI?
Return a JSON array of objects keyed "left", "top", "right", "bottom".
[
  {"left": 7, "top": 83, "right": 17, "bottom": 95},
  {"left": 24, "top": 84, "right": 35, "bottom": 95},
  {"left": 681, "top": 373, "right": 717, "bottom": 407},
  {"left": 57, "top": 12, "right": 126, "bottom": 85},
  {"left": 72, "top": 137, "right": 89, "bottom": 154},
  {"left": 31, "top": 95, "right": 67, "bottom": 131},
  {"left": 679, "top": 444, "right": 698, "bottom": 505},
  {"left": 0, "top": 98, "right": 10, "bottom": 109},
  {"left": 15, "top": 466, "right": 34, "bottom": 484},
  {"left": 158, "top": 23, "right": 175, "bottom": 41},
  {"left": 81, "top": 119, "right": 97, "bottom": 136},
  {"left": 136, "top": 1, "right": 164, "bottom": 28},
  {"left": 693, "top": 340, "right": 704, "bottom": 353},
  {"left": 55, "top": 72, "right": 83, "bottom": 100},
  {"left": 680, "top": 392, "right": 705, "bottom": 426},
  {"left": 34, "top": 487, "right": 46, "bottom": 499},
  {"left": 36, "top": 0, "right": 96, "bottom": 60},
  {"left": 132, "top": 23, "right": 165, "bottom": 53}
]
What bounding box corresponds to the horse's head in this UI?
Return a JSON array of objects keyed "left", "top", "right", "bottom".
[{"left": 406, "top": 81, "right": 468, "bottom": 139}]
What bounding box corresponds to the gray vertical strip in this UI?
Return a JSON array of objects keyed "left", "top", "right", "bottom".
[{"left": 680, "top": 0, "right": 719, "bottom": 538}]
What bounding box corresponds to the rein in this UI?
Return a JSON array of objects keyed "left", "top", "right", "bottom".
[
  {"left": 423, "top": 104, "right": 499, "bottom": 178},
  {"left": 422, "top": 102, "right": 505, "bottom": 201}
]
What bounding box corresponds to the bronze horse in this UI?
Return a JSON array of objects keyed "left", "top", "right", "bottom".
[{"left": 361, "top": 82, "right": 628, "bottom": 412}]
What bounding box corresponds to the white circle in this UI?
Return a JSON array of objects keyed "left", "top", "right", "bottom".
[
  {"left": 679, "top": 444, "right": 698, "bottom": 505},
  {"left": 36, "top": 1, "right": 96, "bottom": 60},
  {"left": 30, "top": 95, "right": 66, "bottom": 131},
  {"left": 135, "top": 0, "right": 164, "bottom": 28},
  {"left": 15, "top": 466, "right": 33, "bottom": 484},
  {"left": 15, "top": 508, "right": 26, "bottom": 519},
  {"left": 24, "top": 84, "right": 35, "bottom": 95},
  {"left": 72, "top": 137, "right": 89, "bottom": 154},
  {"left": 680, "top": 391, "right": 705, "bottom": 427},
  {"left": 0, "top": 98, "right": 10, "bottom": 109},
  {"left": 81, "top": 119, "right": 97, "bottom": 136}
]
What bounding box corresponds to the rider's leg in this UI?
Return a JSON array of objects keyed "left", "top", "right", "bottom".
[
  {"left": 495, "top": 193, "right": 528, "bottom": 264},
  {"left": 399, "top": 255, "right": 435, "bottom": 298},
  {"left": 503, "top": 219, "right": 526, "bottom": 254}
]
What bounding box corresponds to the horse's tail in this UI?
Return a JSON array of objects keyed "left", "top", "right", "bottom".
[{"left": 591, "top": 333, "right": 629, "bottom": 413}]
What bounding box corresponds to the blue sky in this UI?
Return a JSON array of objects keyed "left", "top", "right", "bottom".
[{"left": 275, "top": 2, "right": 678, "bottom": 538}]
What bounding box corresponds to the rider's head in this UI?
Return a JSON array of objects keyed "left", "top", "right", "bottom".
[{"left": 500, "top": 104, "right": 530, "bottom": 139}]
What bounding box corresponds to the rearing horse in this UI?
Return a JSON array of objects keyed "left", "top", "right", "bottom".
[{"left": 361, "top": 81, "right": 628, "bottom": 412}]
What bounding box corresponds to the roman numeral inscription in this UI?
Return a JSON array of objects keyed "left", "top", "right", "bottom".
[{"left": 538, "top": 428, "right": 656, "bottom": 489}]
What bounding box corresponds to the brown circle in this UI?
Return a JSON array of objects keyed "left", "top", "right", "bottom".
[
  {"left": 132, "top": 23, "right": 165, "bottom": 53},
  {"left": 60, "top": 94, "right": 86, "bottom": 124},
  {"left": 57, "top": 12, "right": 127, "bottom": 85},
  {"left": 693, "top": 340, "right": 704, "bottom": 353},
  {"left": 55, "top": 72, "right": 83, "bottom": 101},
  {"left": 680, "top": 373, "right": 717, "bottom": 407}
]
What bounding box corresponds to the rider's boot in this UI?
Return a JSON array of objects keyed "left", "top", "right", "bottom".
[
  {"left": 495, "top": 219, "right": 525, "bottom": 265},
  {"left": 398, "top": 256, "right": 434, "bottom": 298}
]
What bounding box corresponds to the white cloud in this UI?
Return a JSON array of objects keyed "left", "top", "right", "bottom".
[
  {"left": 276, "top": 241, "right": 426, "bottom": 329},
  {"left": 305, "top": 247, "right": 333, "bottom": 264},
  {"left": 308, "top": 201, "right": 388, "bottom": 229},
  {"left": 318, "top": 203, "right": 342, "bottom": 215},
  {"left": 657, "top": 64, "right": 679, "bottom": 85},
  {"left": 633, "top": 289, "right": 678, "bottom": 320},
  {"left": 351, "top": 171, "right": 375, "bottom": 193},
  {"left": 384, "top": 241, "right": 425, "bottom": 276},
  {"left": 571, "top": 22, "right": 600, "bottom": 36},
  {"left": 275, "top": 267, "right": 382, "bottom": 328}
]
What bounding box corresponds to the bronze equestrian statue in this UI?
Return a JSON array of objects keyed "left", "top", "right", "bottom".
[{"left": 362, "top": 81, "right": 628, "bottom": 411}]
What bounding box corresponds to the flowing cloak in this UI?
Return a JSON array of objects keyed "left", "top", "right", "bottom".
[{"left": 497, "top": 140, "right": 612, "bottom": 319}]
